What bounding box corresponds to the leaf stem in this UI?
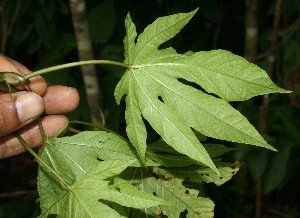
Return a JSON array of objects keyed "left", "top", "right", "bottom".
[
  {"left": 24, "top": 60, "right": 130, "bottom": 79},
  {"left": 69, "top": 127, "right": 81, "bottom": 134},
  {"left": 38, "top": 119, "right": 46, "bottom": 144},
  {"left": 16, "top": 134, "right": 70, "bottom": 188}
]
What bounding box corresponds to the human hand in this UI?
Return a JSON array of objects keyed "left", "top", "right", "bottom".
[{"left": 0, "top": 54, "right": 80, "bottom": 158}]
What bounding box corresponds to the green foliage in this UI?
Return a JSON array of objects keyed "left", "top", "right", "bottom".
[
  {"left": 29, "top": 9, "right": 289, "bottom": 217},
  {"left": 114, "top": 9, "right": 288, "bottom": 173},
  {"left": 1, "top": 3, "right": 295, "bottom": 217},
  {"left": 38, "top": 132, "right": 165, "bottom": 217}
]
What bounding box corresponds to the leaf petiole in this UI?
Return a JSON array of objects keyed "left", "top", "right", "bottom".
[
  {"left": 16, "top": 133, "right": 70, "bottom": 189},
  {"left": 24, "top": 60, "right": 130, "bottom": 79},
  {"left": 38, "top": 118, "right": 46, "bottom": 144}
]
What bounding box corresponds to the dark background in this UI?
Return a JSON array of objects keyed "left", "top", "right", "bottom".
[{"left": 0, "top": 0, "right": 299, "bottom": 217}]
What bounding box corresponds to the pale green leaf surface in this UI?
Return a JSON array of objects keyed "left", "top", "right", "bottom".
[
  {"left": 123, "top": 13, "right": 137, "bottom": 64},
  {"left": 149, "top": 50, "right": 290, "bottom": 102},
  {"left": 152, "top": 74, "right": 275, "bottom": 150},
  {"left": 41, "top": 131, "right": 157, "bottom": 172},
  {"left": 116, "top": 67, "right": 218, "bottom": 173},
  {"left": 115, "top": 10, "right": 286, "bottom": 173},
  {"left": 157, "top": 178, "right": 214, "bottom": 218},
  {"left": 125, "top": 76, "right": 147, "bottom": 161},
  {"left": 133, "top": 9, "right": 198, "bottom": 64},
  {"left": 37, "top": 132, "right": 159, "bottom": 217},
  {"left": 96, "top": 177, "right": 169, "bottom": 208},
  {"left": 39, "top": 160, "right": 131, "bottom": 218},
  {"left": 121, "top": 168, "right": 214, "bottom": 218}
]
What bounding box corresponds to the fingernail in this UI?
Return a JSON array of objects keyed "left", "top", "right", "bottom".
[{"left": 15, "top": 92, "right": 44, "bottom": 122}]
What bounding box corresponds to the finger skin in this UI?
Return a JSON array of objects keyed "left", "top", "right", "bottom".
[
  {"left": 0, "top": 84, "right": 79, "bottom": 136},
  {"left": 28, "top": 76, "right": 48, "bottom": 96},
  {"left": 0, "top": 54, "right": 48, "bottom": 94},
  {"left": 43, "top": 85, "right": 80, "bottom": 114},
  {"left": 0, "top": 54, "right": 80, "bottom": 158},
  {"left": 0, "top": 115, "right": 69, "bottom": 158},
  {"left": 0, "top": 53, "right": 47, "bottom": 136},
  {"left": 0, "top": 54, "right": 27, "bottom": 73},
  {"left": 0, "top": 92, "right": 44, "bottom": 136},
  {"left": 0, "top": 93, "right": 20, "bottom": 135}
]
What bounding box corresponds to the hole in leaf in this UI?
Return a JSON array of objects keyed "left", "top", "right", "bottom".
[
  {"left": 97, "top": 157, "right": 104, "bottom": 162},
  {"left": 180, "top": 209, "right": 188, "bottom": 217},
  {"left": 152, "top": 172, "right": 160, "bottom": 180},
  {"left": 177, "top": 78, "right": 220, "bottom": 98},
  {"left": 115, "top": 187, "right": 121, "bottom": 192},
  {"left": 220, "top": 177, "right": 223, "bottom": 180},
  {"left": 158, "top": 95, "right": 164, "bottom": 103},
  {"left": 153, "top": 192, "right": 157, "bottom": 196},
  {"left": 177, "top": 78, "right": 206, "bottom": 93}
]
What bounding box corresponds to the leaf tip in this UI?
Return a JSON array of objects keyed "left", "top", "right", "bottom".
[
  {"left": 267, "top": 145, "right": 278, "bottom": 152},
  {"left": 282, "top": 89, "right": 293, "bottom": 94},
  {"left": 205, "top": 161, "right": 220, "bottom": 176},
  {"left": 257, "top": 141, "right": 277, "bottom": 152},
  {"left": 187, "top": 8, "right": 199, "bottom": 19},
  {"left": 126, "top": 12, "right": 131, "bottom": 19},
  {"left": 192, "top": 7, "right": 199, "bottom": 14}
]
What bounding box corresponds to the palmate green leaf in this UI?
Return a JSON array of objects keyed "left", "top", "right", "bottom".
[
  {"left": 115, "top": 9, "right": 289, "bottom": 173},
  {"left": 121, "top": 168, "right": 214, "bottom": 218},
  {"left": 37, "top": 131, "right": 162, "bottom": 217}
]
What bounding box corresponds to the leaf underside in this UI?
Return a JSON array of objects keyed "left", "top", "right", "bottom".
[
  {"left": 37, "top": 131, "right": 232, "bottom": 217},
  {"left": 38, "top": 132, "right": 167, "bottom": 217},
  {"left": 114, "top": 9, "right": 289, "bottom": 173},
  {"left": 35, "top": 9, "right": 290, "bottom": 218},
  {"left": 121, "top": 168, "right": 215, "bottom": 218}
]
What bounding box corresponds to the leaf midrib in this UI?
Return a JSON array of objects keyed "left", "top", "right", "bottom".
[
  {"left": 157, "top": 178, "right": 209, "bottom": 216},
  {"left": 132, "top": 62, "right": 278, "bottom": 93},
  {"left": 131, "top": 70, "right": 209, "bottom": 163}
]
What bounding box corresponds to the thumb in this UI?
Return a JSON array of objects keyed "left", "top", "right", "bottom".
[{"left": 0, "top": 92, "right": 44, "bottom": 136}]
